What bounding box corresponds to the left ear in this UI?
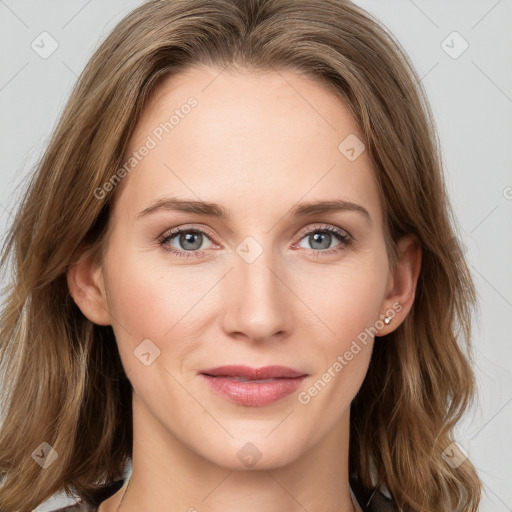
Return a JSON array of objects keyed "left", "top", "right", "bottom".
[{"left": 376, "top": 234, "right": 422, "bottom": 336}]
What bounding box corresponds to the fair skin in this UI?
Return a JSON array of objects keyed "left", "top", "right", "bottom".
[{"left": 68, "top": 65, "right": 421, "bottom": 512}]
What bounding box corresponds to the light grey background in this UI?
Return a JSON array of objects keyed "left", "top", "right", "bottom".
[{"left": 0, "top": 1, "right": 510, "bottom": 511}]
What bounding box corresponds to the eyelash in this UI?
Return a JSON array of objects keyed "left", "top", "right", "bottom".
[{"left": 157, "top": 223, "right": 353, "bottom": 259}]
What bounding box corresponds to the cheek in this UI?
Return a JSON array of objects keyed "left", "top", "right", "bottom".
[
  {"left": 106, "top": 264, "right": 168, "bottom": 337},
  {"left": 293, "top": 255, "right": 388, "bottom": 345},
  {"left": 291, "top": 255, "right": 388, "bottom": 402},
  {"left": 104, "top": 249, "right": 218, "bottom": 373},
  {"left": 102, "top": 252, "right": 173, "bottom": 355}
]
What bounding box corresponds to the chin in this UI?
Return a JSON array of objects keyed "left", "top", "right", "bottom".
[{"left": 193, "top": 432, "right": 307, "bottom": 471}]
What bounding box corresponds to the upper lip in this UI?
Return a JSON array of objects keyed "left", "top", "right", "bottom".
[{"left": 200, "top": 365, "right": 307, "bottom": 379}]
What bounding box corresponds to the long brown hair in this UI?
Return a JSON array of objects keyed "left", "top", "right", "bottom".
[{"left": 0, "top": 1, "right": 481, "bottom": 510}]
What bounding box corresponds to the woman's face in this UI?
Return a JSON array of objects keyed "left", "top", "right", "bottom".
[{"left": 85, "top": 65, "right": 403, "bottom": 470}]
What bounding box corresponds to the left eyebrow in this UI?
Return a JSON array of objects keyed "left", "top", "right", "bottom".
[
  {"left": 289, "top": 199, "right": 371, "bottom": 224},
  {"left": 136, "top": 197, "right": 371, "bottom": 225}
]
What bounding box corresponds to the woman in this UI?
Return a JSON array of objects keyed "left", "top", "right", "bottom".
[{"left": 0, "top": 0, "right": 482, "bottom": 511}]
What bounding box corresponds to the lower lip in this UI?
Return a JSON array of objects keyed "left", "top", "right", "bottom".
[{"left": 201, "top": 374, "right": 307, "bottom": 407}]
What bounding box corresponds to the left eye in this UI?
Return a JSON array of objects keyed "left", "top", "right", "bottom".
[{"left": 297, "top": 228, "right": 347, "bottom": 251}]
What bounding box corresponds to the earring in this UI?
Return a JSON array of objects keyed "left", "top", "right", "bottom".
[{"left": 384, "top": 316, "right": 392, "bottom": 325}]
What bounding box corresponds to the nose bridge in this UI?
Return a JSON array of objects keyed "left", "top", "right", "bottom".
[{"left": 222, "top": 237, "right": 291, "bottom": 340}]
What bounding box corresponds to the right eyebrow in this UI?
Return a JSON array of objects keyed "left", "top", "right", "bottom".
[{"left": 137, "top": 197, "right": 230, "bottom": 219}]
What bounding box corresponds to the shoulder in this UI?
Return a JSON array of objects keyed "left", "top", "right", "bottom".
[{"left": 350, "top": 472, "right": 399, "bottom": 512}]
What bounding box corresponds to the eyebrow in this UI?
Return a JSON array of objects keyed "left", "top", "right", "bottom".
[{"left": 136, "top": 197, "right": 371, "bottom": 223}]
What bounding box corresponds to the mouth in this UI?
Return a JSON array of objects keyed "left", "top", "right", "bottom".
[{"left": 199, "top": 365, "right": 308, "bottom": 407}]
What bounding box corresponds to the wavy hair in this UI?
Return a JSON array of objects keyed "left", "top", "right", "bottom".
[{"left": 0, "top": 0, "right": 481, "bottom": 510}]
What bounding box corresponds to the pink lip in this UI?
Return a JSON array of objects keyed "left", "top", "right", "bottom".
[{"left": 200, "top": 365, "right": 308, "bottom": 407}]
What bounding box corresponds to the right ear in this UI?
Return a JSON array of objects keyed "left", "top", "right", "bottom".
[{"left": 67, "top": 248, "right": 112, "bottom": 326}]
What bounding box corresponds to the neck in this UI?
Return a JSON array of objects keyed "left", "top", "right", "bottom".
[{"left": 106, "top": 393, "right": 357, "bottom": 512}]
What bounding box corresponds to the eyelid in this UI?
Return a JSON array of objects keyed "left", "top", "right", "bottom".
[
  {"left": 158, "top": 224, "right": 218, "bottom": 244},
  {"left": 295, "top": 222, "right": 353, "bottom": 243}
]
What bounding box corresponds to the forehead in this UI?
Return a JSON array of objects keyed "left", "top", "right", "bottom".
[{"left": 113, "top": 65, "right": 382, "bottom": 226}]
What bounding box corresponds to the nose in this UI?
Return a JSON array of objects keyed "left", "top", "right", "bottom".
[{"left": 221, "top": 246, "right": 293, "bottom": 343}]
